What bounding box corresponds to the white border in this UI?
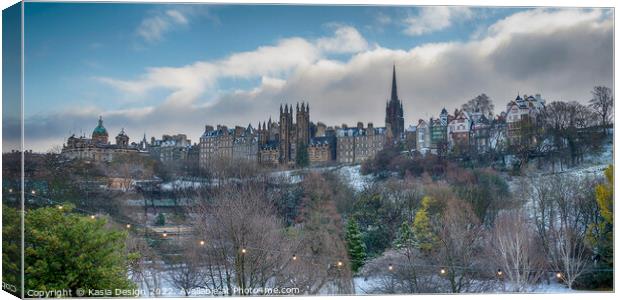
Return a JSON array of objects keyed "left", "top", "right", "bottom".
[{"left": 0, "top": 1, "right": 617, "bottom": 300}]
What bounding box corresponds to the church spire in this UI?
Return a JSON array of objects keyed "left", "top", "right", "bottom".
[{"left": 390, "top": 64, "right": 398, "bottom": 101}]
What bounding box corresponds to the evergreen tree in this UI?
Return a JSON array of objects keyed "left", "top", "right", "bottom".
[
  {"left": 296, "top": 143, "right": 310, "bottom": 167},
  {"left": 2, "top": 205, "right": 22, "bottom": 297},
  {"left": 155, "top": 212, "right": 166, "bottom": 226},
  {"left": 23, "top": 204, "right": 137, "bottom": 295},
  {"left": 394, "top": 220, "right": 415, "bottom": 250},
  {"left": 345, "top": 217, "right": 367, "bottom": 273},
  {"left": 412, "top": 196, "right": 437, "bottom": 252}
]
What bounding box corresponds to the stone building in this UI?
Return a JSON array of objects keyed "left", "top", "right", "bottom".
[
  {"left": 258, "top": 142, "right": 280, "bottom": 166},
  {"left": 308, "top": 136, "right": 335, "bottom": 164},
  {"left": 61, "top": 117, "right": 145, "bottom": 162},
  {"left": 152, "top": 134, "right": 192, "bottom": 163},
  {"left": 276, "top": 102, "right": 310, "bottom": 164},
  {"left": 199, "top": 125, "right": 234, "bottom": 169},
  {"left": 278, "top": 104, "right": 294, "bottom": 163},
  {"left": 232, "top": 125, "right": 258, "bottom": 162},
  {"left": 336, "top": 122, "right": 387, "bottom": 164}
]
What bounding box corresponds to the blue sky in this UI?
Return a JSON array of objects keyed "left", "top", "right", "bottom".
[{"left": 12, "top": 3, "right": 614, "bottom": 151}]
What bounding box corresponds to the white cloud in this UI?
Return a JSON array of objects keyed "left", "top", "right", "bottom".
[
  {"left": 98, "top": 25, "right": 365, "bottom": 106},
  {"left": 404, "top": 6, "right": 473, "bottom": 36},
  {"left": 136, "top": 9, "right": 189, "bottom": 42},
  {"left": 165, "top": 9, "right": 188, "bottom": 25},
  {"left": 317, "top": 25, "right": 369, "bottom": 54}
]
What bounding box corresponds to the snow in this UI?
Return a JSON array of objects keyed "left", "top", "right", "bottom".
[
  {"left": 159, "top": 179, "right": 207, "bottom": 191},
  {"left": 353, "top": 276, "right": 575, "bottom": 294},
  {"left": 333, "top": 165, "right": 373, "bottom": 192}
]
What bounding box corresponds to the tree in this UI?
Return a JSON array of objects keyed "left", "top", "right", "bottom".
[
  {"left": 154, "top": 213, "right": 166, "bottom": 226},
  {"left": 433, "top": 197, "right": 485, "bottom": 293},
  {"left": 543, "top": 101, "right": 600, "bottom": 168},
  {"left": 24, "top": 204, "right": 137, "bottom": 295},
  {"left": 584, "top": 165, "right": 613, "bottom": 288},
  {"left": 589, "top": 86, "right": 614, "bottom": 133},
  {"left": 296, "top": 142, "right": 310, "bottom": 167},
  {"left": 529, "top": 175, "right": 593, "bottom": 289},
  {"left": 192, "top": 183, "right": 293, "bottom": 295},
  {"left": 462, "top": 94, "right": 494, "bottom": 118},
  {"left": 296, "top": 173, "right": 354, "bottom": 294},
  {"left": 2, "top": 205, "right": 22, "bottom": 297},
  {"left": 412, "top": 196, "right": 437, "bottom": 252},
  {"left": 490, "top": 210, "right": 546, "bottom": 292},
  {"left": 345, "top": 217, "right": 367, "bottom": 273},
  {"left": 353, "top": 186, "right": 403, "bottom": 256},
  {"left": 451, "top": 169, "right": 510, "bottom": 226},
  {"left": 589, "top": 165, "right": 613, "bottom": 260},
  {"left": 167, "top": 241, "right": 205, "bottom": 296}
]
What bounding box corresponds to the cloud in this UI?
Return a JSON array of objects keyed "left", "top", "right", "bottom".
[
  {"left": 136, "top": 9, "right": 189, "bottom": 42},
  {"left": 23, "top": 8, "right": 613, "bottom": 152},
  {"left": 404, "top": 6, "right": 473, "bottom": 36},
  {"left": 97, "top": 25, "right": 365, "bottom": 106},
  {"left": 317, "top": 25, "right": 369, "bottom": 54}
]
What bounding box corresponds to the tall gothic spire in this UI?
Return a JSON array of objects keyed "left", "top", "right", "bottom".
[{"left": 390, "top": 64, "right": 398, "bottom": 101}]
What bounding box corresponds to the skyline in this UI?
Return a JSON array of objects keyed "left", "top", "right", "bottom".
[{"left": 3, "top": 3, "right": 614, "bottom": 151}]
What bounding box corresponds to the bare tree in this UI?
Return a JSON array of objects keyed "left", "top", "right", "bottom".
[
  {"left": 529, "top": 175, "right": 593, "bottom": 289},
  {"left": 490, "top": 210, "right": 546, "bottom": 292},
  {"left": 126, "top": 236, "right": 163, "bottom": 297},
  {"left": 293, "top": 173, "right": 354, "bottom": 294},
  {"left": 462, "top": 94, "right": 495, "bottom": 118},
  {"left": 543, "top": 101, "right": 599, "bottom": 168},
  {"left": 167, "top": 240, "right": 206, "bottom": 296},
  {"left": 191, "top": 182, "right": 294, "bottom": 295},
  {"left": 589, "top": 86, "right": 614, "bottom": 133},
  {"left": 433, "top": 196, "right": 486, "bottom": 293},
  {"left": 358, "top": 249, "right": 438, "bottom": 294}
]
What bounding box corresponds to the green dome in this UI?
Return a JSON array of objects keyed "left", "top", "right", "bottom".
[{"left": 92, "top": 117, "right": 108, "bottom": 136}]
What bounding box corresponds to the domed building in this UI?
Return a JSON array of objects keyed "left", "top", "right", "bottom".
[
  {"left": 92, "top": 116, "right": 109, "bottom": 144},
  {"left": 61, "top": 116, "right": 147, "bottom": 162}
]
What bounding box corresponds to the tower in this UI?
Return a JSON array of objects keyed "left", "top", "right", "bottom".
[
  {"left": 115, "top": 128, "right": 129, "bottom": 148},
  {"left": 385, "top": 65, "right": 405, "bottom": 139},
  {"left": 296, "top": 102, "right": 310, "bottom": 146},
  {"left": 279, "top": 104, "right": 293, "bottom": 163}
]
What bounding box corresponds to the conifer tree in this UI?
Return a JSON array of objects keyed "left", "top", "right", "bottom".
[
  {"left": 394, "top": 220, "right": 415, "bottom": 250},
  {"left": 22, "top": 204, "right": 137, "bottom": 294},
  {"left": 345, "top": 217, "right": 367, "bottom": 273},
  {"left": 296, "top": 142, "right": 310, "bottom": 167}
]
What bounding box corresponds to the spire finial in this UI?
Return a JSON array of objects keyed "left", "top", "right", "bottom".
[{"left": 391, "top": 64, "right": 398, "bottom": 101}]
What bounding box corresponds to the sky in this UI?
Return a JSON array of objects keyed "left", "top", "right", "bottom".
[{"left": 7, "top": 3, "right": 614, "bottom": 152}]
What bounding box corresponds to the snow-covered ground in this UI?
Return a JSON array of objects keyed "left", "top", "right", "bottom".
[
  {"left": 353, "top": 276, "right": 574, "bottom": 294},
  {"left": 267, "top": 164, "right": 373, "bottom": 192},
  {"left": 333, "top": 165, "right": 374, "bottom": 192},
  {"left": 159, "top": 179, "right": 207, "bottom": 191}
]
